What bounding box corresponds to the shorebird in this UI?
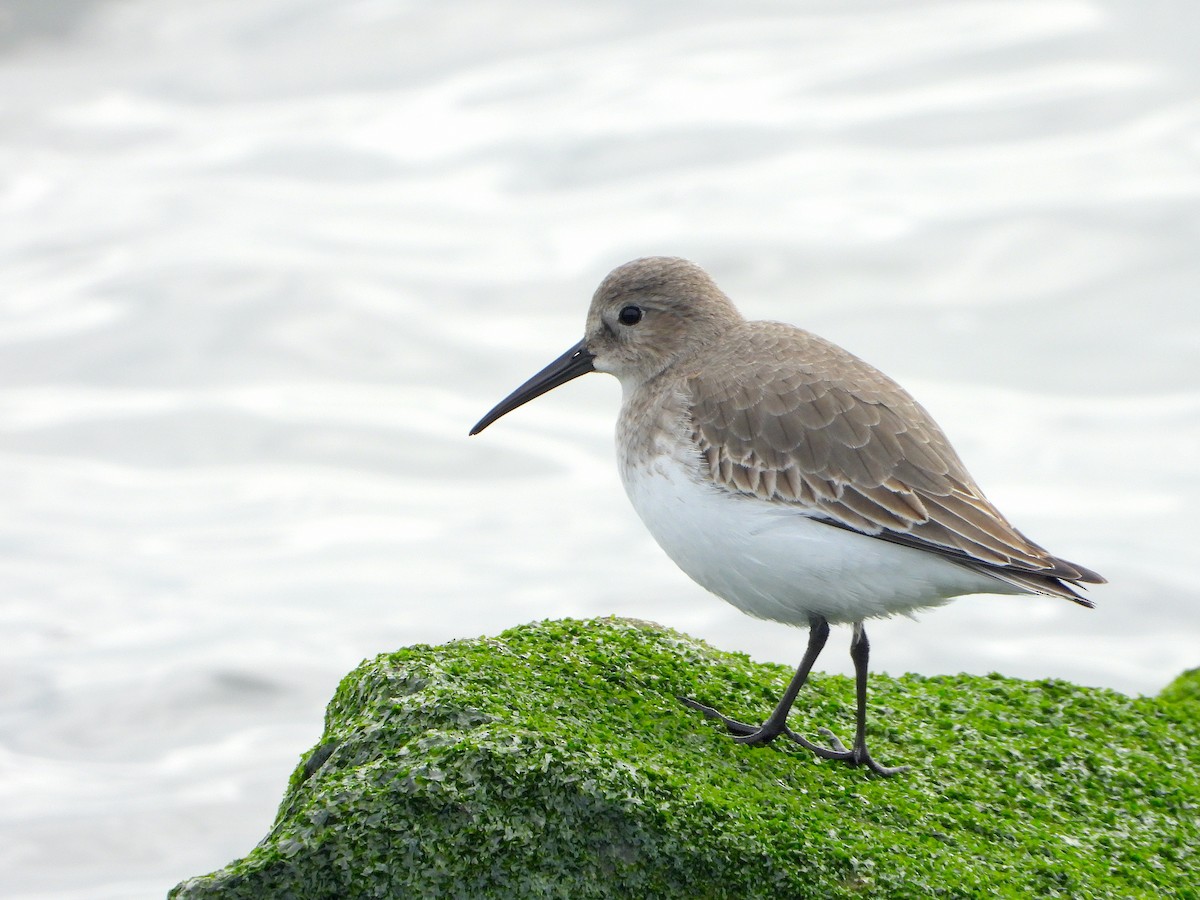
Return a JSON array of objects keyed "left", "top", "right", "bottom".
[{"left": 470, "top": 257, "right": 1103, "bottom": 775}]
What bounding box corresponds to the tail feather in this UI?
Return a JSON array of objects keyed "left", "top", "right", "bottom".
[{"left": 976, "top": 565, "right": 1099, "bottom": 608}]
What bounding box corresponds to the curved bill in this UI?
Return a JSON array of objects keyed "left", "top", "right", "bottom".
[{"left": 469, "top": 339, "right": 595, "bottom": 435}]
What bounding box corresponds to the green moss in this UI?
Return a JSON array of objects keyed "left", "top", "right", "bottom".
[
  {"left": 1160, "top": 667, "right": 1200, "bottom": 709},
  {"left": 170, "top": 618, "right": 1199, "bottom": 899}
]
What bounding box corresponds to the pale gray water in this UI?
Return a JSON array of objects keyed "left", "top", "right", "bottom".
[{"left": 1, "top": 1, "right": 1198, "bottom": 897}]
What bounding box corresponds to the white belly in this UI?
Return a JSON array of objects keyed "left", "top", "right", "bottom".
[{"left": 619, "top": 454, "right": 1017, "bottom": 626}]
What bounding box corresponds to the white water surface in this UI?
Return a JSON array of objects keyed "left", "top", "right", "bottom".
[{"left": 1, "top": 1, "right": 1198, "bottom": 896}]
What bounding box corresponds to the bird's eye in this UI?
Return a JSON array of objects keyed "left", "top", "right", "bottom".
[{"left": 617, "top": 305, "right": 643, "bottom": 326}]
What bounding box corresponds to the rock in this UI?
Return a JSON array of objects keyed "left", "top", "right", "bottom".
[{"left": 170, "top": 617, "right": 1199, "bottom": 899}]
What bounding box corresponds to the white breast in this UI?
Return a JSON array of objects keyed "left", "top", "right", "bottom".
[{"left": 618, "top": 452, "right": 1018, "bottom": 626}]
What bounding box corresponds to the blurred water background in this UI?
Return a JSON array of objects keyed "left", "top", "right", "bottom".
[{"left": 1, "top": 0, "right": 1198, "bottom": 896}]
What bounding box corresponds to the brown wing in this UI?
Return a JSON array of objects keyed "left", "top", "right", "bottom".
[{"left": 687, "top": 323, "right": 1103, "bottom": 603}]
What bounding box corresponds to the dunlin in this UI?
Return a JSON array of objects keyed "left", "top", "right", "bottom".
[{"left": 470, "top": 257, "right": 1103, "bottom": 775}]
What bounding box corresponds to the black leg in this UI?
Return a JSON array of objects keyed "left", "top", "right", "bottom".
[
  {"left": 680, "top": 618, "right": 909, "bottom": 776},
  {"left": 850, "top": 622, "right": 873, "bottom": 759},
  {"left": 680, "top": 615, "right": 830, "bottom": 747},
  {"left": 818, "top": 623, "right": 909, "bottom": 776}
]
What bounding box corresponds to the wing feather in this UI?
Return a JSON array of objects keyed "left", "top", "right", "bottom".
[{"left": 687, "top": 323, "right": 1104, "bottom": 602}]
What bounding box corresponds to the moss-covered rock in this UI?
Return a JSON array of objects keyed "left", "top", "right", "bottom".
[
  {"left": 1159, "top": 667, "right": 1200, "bottom": 709},
  {"left": 170, "top": 618, "right": 1199, "bottom": 899}
]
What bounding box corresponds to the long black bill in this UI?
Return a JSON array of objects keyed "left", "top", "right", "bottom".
[{"left": 469, "top": 339, "right": 595, "bottom": 435}]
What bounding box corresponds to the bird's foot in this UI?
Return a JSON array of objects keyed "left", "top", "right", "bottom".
[
  {"left": 813, "top": 728, "right": 909, "bottom": 777},
  {"left": 679, "top": 697, "right": 909, "bottom": 776},
  {"left": 678, "top": 696, "right": 801, "bottom": 745}
]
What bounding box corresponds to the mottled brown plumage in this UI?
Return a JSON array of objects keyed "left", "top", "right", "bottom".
[{"left": 685, "top": 322, "right": 1103, "bottom": 602}]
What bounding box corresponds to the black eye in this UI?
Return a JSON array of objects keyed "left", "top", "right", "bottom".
[{"left": 617, "top": 305, "right": 643, "bottom": 326}]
